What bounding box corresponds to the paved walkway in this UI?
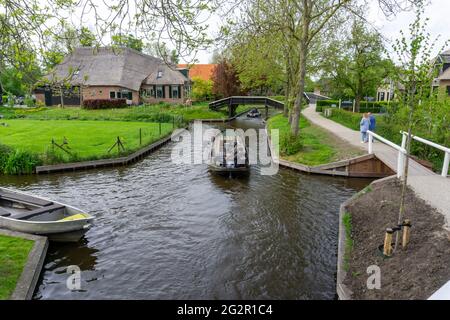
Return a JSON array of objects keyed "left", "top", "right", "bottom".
[{"left": 303, "top": 104, "right": 450, "bottom": 227}]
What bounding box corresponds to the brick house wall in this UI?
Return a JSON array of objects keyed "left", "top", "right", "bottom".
[
  {"left": 82, "top": 86, "right": 140, "bottom": 105},
  {"left": 141, "top": 84, "right": 186, "bottom": 104}
]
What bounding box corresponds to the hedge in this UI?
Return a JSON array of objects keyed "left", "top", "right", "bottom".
[
  {"left": 316, "top": 100, "right": 390, "bottom": 113},
  {"left": 83, "top": 99, "right": 127, "bottom": 109}
]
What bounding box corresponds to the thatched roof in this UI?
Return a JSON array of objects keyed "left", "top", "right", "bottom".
[
  {"left": 144, "top": 63, "right": 189, "bottom": 85},
  {"left": 44, "top": 47, "right": 185, "bottom": 91}
]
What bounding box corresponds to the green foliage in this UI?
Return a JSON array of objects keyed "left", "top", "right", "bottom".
[
  {"left": 316, "top": 100, "right": 389, "bottom": 113},
  {"left": 280, "top": 132, "right": 304, "bottom": 156},
  {"left": 191, "top": 76, "right": 214, "bottom": 101},
  {"left": 24, "top": 95, "right": 35, "bottom": 108},
  {"left": 2, "top": 149, "right": 42, "bottom": 175},
  {"left": 111, "top": 34, "right": 144, "bottom": 52},
  {"left": 321, "top": 20, "right": 392, "bottom": 103}
]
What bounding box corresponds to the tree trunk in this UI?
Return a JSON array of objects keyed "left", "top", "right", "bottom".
[
  {"left": 284, "top": 72, "right": 291, "bottom": 117},
  {"left": 60, "top": 87, "right": 65, "bottom": 108},
  {"left": 355, "top": 94, "right": 362, "bottom": 113},
  {"left": 290, "top": 36, "right": 308, "bottom": 136}
]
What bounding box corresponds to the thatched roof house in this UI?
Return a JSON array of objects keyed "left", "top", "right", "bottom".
[{"left": 37, "top": 47, "right": 190, "bottom": 106}]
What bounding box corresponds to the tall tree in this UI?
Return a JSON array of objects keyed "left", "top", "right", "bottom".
[
  {"left": 211, "top": 59, "right": 243, "bottom": 98},
  {"left": 322, "top": 20, "right": 392, "bottom": 111},
  {"left": 390, "top": 0, "right": 444, "bottom": 252}
]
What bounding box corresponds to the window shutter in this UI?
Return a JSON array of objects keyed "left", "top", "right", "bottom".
[
  {"left": 162, "top": 85, "right": 166, "bottom": 98},
  {"left": 169, "top": 86, "right": 172, "bottom": 99},
  {"left": 153, "top": 85, "right": 156, "bottom": 98}
]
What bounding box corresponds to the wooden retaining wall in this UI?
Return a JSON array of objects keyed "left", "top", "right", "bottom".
[
  {"left": 36, "top": 130, "right": 183, "bottom": 174},
  {"left": 279, "top": 154, "right": 395, "bottom": 178}
]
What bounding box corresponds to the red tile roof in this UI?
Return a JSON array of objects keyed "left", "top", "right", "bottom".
[{"left": 178, "top": 64, "right": 217, "bottom": 81}]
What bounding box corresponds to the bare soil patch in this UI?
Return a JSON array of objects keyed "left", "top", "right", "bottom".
[{"left": 343, "top": 179, "right": 450, "bottom": 300}]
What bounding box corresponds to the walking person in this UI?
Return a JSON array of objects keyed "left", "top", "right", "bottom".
[
  {"left": 368, "top": 112, "right": 376, "bottom": 142},
  {"left": 360, "top": 113, "right": 370, "bottom": 143}
]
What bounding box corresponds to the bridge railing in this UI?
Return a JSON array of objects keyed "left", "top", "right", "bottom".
[
  {"left": 208, "top": 96, "right": 284, "bottom": 110},
  {"left": 368, "top": 130, "right": 407, "bottom": 179},
  {"left": 400, "top": 131, "right": 449, "bottom": 177}
]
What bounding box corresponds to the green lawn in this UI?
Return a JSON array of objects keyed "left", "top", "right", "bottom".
[
  {"left": 268, "top": 114, "right": 363, "bottom": 166},
  {"left": 0, "top": 102, "right": 249, "bottom": 123},
  {"left": 0, "top": 120, "right": 174, "bottom": 163},
  {"left": 0, "top": 235, "right": 34, "bottom": 300}
]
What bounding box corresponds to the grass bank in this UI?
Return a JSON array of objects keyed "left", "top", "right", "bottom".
[
  {"left": 0, "top": 235, "right": 34, "bottom": 300},
  {"left": 0, "top": 120, "right": 174, "bottom": 167},
  {"left": 268, "top": 114, "right": 363, "bottom": 166}
]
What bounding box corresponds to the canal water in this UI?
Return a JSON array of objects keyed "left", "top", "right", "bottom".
[{"left": 1, "top": 116, "right": 371, "bottom": 300}]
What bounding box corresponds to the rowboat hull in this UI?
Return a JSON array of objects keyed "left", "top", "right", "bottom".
[{"left": 0, "top": 187, "right": 93, "bottom": 242}]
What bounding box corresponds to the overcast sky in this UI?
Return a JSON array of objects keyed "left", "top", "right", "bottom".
[{"left": 190, "top": 0, "right": 450, "bottom": 63}]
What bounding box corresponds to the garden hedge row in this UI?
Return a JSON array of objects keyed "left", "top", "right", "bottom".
[
  {"left": 316, "top": 100, "right": 390, "bottom": 113},
  {"left": 83, "top": 99, "right": 128, "bottom": 109}
]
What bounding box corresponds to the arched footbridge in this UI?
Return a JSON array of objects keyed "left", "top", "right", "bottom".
[{"left": 209, "top": 96, "right": 285, "bottom": 117}]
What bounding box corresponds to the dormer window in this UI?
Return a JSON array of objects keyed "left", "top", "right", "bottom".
[{"left": 157, "top": 71, "right": 163, "bottom": 79}]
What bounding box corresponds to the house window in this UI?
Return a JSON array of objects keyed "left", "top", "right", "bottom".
[
  {"left": 117, "top": 92, "right": 122, "bottom": 99},
  {"left": 156, "top": 86, "right": 164, "bottom": 98},
  {"left": 171, "top": 85, "right": 179, "bottom": 99},
  {"left": 110, "top": 91, "right": 116, "bottom": 99},
  {"left": 150, "top": 87, "right": 155, "bottom": 98},
  {"left": 380, "top": 92, "right": 385, "bottom": 101}
]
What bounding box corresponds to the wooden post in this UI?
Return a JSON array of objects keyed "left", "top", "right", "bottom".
[
  {"left": 383, "top": 228, "right": 394, "bottom": 257},
  {"left": 139, "top": 128, "right": 142, "bottom": 146},
  {"left": 338, "top": 99, "right": 341, "bottom": 109},
  {"left": 402, "top": 219, "right": 411, "bottom": 249}
]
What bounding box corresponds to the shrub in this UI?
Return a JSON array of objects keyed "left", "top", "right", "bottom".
[
  {"left": 0, "top": 144, "right": 13, "bottom": 173},
  {"left": 316, "top": 100, "right": 340, "bottom": 112},
  {"left": 2, "top": 149, "right": 42, "bottom": 175},
  {"left": 24, "top": 95, "right": 35, "bottom": 108},
  {"left": 317, "top": 100, "right": 390, "bottom": 113},
  {"left": 327, "top": 108, "right": 362, "bottom": 130},
  {"left": 280, "top": 132, "right": 303, "bottom": 156},
  {"left": 83, "top": 99, "right": 127, "bottom": 109}
]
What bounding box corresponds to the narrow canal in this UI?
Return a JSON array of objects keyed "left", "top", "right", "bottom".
[{"left": 1, "top": 116, "right": 371, "bottom": 300}]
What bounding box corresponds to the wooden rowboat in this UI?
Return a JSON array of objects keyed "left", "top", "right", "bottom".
[{"left": 0, "top": 187, "right": 93, "bottom": 242}]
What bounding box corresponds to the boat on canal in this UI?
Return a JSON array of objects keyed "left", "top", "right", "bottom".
[
  {"left": 0, "top": 187, "right": 93, "bottom": 242},
  {"left": 208, "top": 131, "right": 250, "bottom": 174},
  {"left": 247, "top": 108, "right": 261, "bottom": 118}
]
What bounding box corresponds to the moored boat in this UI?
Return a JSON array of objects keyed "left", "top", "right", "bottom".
[{"left": 0, "top": 187, "right": 93, "bottom": 242}]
